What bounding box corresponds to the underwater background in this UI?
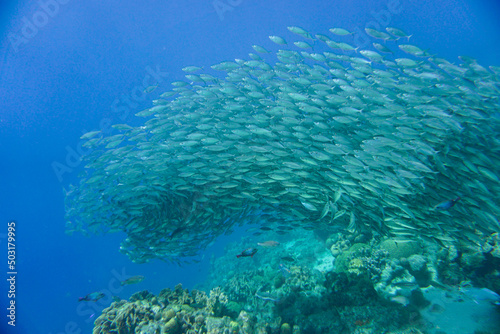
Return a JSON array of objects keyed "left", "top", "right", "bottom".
[{"left": 1, "top": 0, "right": 500, "bottom": 333}]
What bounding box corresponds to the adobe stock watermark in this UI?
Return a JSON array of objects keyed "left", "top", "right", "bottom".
[
  {"left": 351, "top": 0, "right": 404, "bottom": 49},
  {"left": 51, "top": 64, "right": 170, "bottom": 183},
  {"left": 8, "top": 0, "right": 71, "bottom": 53},
  {"left": 48, "top": 267, "right": 138, "bottom": 334},
  {"left": 212, "top": 0, "right": 244, "bottom": 21}
]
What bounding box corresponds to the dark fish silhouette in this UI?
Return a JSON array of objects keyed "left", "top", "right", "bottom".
[
  {"left": 236, "top": 248, "right": 257, "bottom": 258},
  {"left": 78, "top": 292, "right": 105, "bottom": 302},
  {"left": 434, "top": 197, "right": 461, "bottom": 210}
]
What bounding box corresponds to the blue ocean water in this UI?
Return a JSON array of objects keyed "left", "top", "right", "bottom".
[{"left": 0, "top": 0, "right": 499, "bottom": 333}]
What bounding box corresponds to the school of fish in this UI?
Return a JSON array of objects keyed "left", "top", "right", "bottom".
[{"left": 64, "top": 26, "right": 500, "bottom": 264}]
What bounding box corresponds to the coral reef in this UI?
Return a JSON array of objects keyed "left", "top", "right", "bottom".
[
  {"left": 378, "top": 239, "right": 422, "bottom": 260},
  {"left": 435, "top": 233, "right": 500, "bottom": 293},
  {"left": 93, "top": 300, "right": 156, "bottom": 334},
  {"left": 93, "top": 230, "right": 500, "bottom": 334},
  {"left": 93, "top": 263, "right": 420, "bottom": 334},
  {"left": 93, "top": 285, "right": 242, "bottom": 334}
]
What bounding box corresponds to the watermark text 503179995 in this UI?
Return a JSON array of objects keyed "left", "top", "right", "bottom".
[{"left": 7, "top": 221, "right": 16, "bottom": 327}]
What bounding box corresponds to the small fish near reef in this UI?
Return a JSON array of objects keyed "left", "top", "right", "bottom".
[
  {"left": 391, "top": 295, "right": 410, "bottom": 306},
  {"left": 434, "top": 197, "right": 461, "bottom": 211},
  {"left": 255, "top": 291, "right": 281, "bottom": 304},
  {"left": 78, "top": 292, "right": 105, "bottom": 302},
  {"left": 257, "top": 240, "right": 280, "bottom": 248},
  {"left": 279, "top": 263, "right": 291, "bottom": 277},
  {"left": 280, "top": 256, "right": 295, "bottom": 262},
  {"left": 236, "top": 248, "right": 257, "bottom": 258},
  {"left": 120, "top": 275, "right": 145, "bottom": 286}
]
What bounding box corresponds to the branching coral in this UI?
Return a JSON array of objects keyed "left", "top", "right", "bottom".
[
  {"left": 224, "top": 272, "right": 258, "bottom": 302},
  {"left": 93, "top": 301, "right": 155, "bottom": 334},
  {"left": 206, "top": 287, "right": 228, "bottom": 316},
  {"left": 92, "top": 284, "right": 259, "bottom": 334}
]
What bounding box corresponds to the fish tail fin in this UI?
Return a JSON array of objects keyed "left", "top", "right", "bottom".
[
  {"left": 78, "top": 297, "right": 84, "bottom": 302},
  {"left": 236, "top": 255, "right": 241, "bottom": 258}
]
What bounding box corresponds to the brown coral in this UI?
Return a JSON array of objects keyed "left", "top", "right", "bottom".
[{"left": 93, "top": 301, "right": 155, "bottom": 334}]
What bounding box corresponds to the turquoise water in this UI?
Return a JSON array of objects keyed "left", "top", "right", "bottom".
[{"left": 1, "top": 1, "right": 499, "bottom": 333}]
